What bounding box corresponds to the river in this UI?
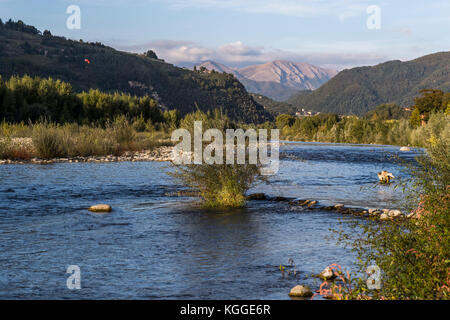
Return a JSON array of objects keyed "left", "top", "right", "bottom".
[{"left": 0, "top": 142, "right": 420, "bottom": 299}]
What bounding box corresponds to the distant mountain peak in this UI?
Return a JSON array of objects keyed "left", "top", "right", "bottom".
[{"left": 196, "top": 60, "right": 337, "bottom": 101}]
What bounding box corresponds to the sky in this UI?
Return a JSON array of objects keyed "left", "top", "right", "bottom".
[{"left": 1, "top": 0, "right": 449, "bottom": 70}]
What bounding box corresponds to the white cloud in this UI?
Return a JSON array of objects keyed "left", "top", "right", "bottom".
[{"left": 113, "top": 39, "right": 389, "bottom": 70}]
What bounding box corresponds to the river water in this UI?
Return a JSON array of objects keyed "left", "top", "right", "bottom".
[{"left": 0, "top": 142, "right": 420, "bottom": 299}]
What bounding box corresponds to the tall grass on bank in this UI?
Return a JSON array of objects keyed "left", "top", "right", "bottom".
[{"left": 0, "top": 117, "right": 171, "bottom": 159}]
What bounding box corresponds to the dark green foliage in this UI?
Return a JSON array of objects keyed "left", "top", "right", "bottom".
[
  {"left": 364, "top": 103, "right": 410, "bottom": 121},
  {"left": 288, "top": 52, "right": 450, "bottom": 115},
  {"left": 275, "top": 114, "right": 296, "bottom": 129},
  {"left": 144, "top": 50, "right": 158, "bottom": 59},
  {"left": 410, "top": 89, "right": 449, "bottom": 124},
  {"left": 2, "top": 19, "right": 40, "bottom": 34},
  {"left": 0, "top": 20, "right": 272, "bottom": 124},
  {"left": 0, "top": 75, "right": 164, "bottom": 125}
]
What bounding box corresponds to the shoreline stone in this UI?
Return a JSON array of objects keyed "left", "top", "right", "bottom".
[{"left": 289, "top": 285, "right": 313, "bottom": 298}]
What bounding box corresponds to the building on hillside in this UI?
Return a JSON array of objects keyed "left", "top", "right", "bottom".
[{"left": 295, "top": 109, "right": 321, "bottom": 118}]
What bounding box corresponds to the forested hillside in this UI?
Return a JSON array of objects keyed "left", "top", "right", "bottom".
[
  {"left": 0, "top": 19, "right": 272, "bottom": 123},
  {"left": 249, "top": 93, "right": 298, "bottom": 115},
  {"left": 288, "top": 52, "right": 450, "bottom": 115}
]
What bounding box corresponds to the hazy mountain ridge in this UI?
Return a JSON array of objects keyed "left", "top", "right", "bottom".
[
  {"left": 197, "top": 60, "right": 337, "bottom": 101},
  {"left": 288, "top": 52, "right": 450, "bottom": 115}
]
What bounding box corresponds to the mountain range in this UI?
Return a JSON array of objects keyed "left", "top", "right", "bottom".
[
  {"left": 197, "top": 60, "right": 337, "bottom": 101},
  {"left": 2, "top": 20, "right": 449, "bottom": 120},
  {"left": 288, "top": 52, "right": 450, "bottom": 116},
  {"left": 0, "top": 19, "right": 272, "bottom": 124}
]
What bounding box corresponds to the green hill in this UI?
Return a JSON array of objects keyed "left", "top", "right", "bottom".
[
  {"left": 249, "top": 93, "right": 298, "bottom": 115},
  {"left": 0, "top": 19, "right": 272, "bottom": 123},
  {"left": 287, "top": 52, "right": 450, "bottom": 115}
]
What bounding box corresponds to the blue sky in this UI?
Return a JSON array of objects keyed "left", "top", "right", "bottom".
[{"left": 1, "top": 0, "right": 449, "bottom": 69}]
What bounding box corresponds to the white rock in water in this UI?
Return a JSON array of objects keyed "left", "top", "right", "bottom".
[
  {"left": 400, "top": 147, "right": 411, "bottom": 152},
  {"left": 289, "top": 285, "right": 313, "bottom": 297},
  {"left": 318, "top": 267, "right": 336, "bottom": 280},
  {"left": 88, "top": 204, "right": 112, "bottom": 213},
  {"left": 380, "top": 213, "right": 390, "bottom": 221}
]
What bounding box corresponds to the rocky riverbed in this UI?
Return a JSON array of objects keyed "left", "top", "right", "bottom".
[
  {"left": 0, "top": 137, "right": 174, "bottom": 164},
  {"left": 246, "top": 193, "right": 418, "bottom": 221}
]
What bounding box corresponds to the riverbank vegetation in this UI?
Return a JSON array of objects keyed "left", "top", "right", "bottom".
[
  {"left": 277, "top": 89, "right": 450, "bottom": 147},
  {"left": 278, "top": 112, "right": 449, "bottom": 147},
  {"left": 318, "top": 133, "right": 449, "bottom": 300},
  {"left": 0, "top": 74, "right": 171, "bottom": 125},
  {"left": 0, "top": 117, "right": 172, "bottom": 159}
]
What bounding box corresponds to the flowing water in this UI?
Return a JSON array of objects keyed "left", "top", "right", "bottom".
[{"left": 0, "top": 142, "right": 420, "bottom": 299}]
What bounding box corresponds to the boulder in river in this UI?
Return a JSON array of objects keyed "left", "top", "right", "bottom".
[
  {"left": 379, "top": 213, "right": 390, "bottom": 221},
  {"left": 289, "top": 285, "right": 313, "bottom": 297},
  {"left": 400, "top": 146, "right": 411, "bottom": 152},
  {"left": 88, "top": 204, "right": 112, "bottom": 213}
]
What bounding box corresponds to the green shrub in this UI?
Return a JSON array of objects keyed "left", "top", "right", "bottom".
[
  {"left": 170, "top": 109, "right": 264, "bottom": 208},
  {"left": 110, "top": 116, "right": 135, "bottom": 150},
  {"left": 171, "top": 163, "right": 262, "bottom": 208},
  {"left": 32, "top": 122, "right": 67, "bottom": 158},
  {"left": 334, "top": 135, "right": 450, "bottom": 299}
]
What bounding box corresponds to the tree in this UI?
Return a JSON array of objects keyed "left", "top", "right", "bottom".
[
  {"left": 276, "top": 114, "right": 296, "bottom": 129},
  {"left": 364, "top": 103, "right": 409, "bottom": 121},
  {"left": 144, "top": 50, "right": 158, "bottom": 59},
  {"left": 412, "top": 89, "right": 445, "bottom": 123},
  {"left": 409, "top": 108, "right": 421, "bottom": 127}
]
